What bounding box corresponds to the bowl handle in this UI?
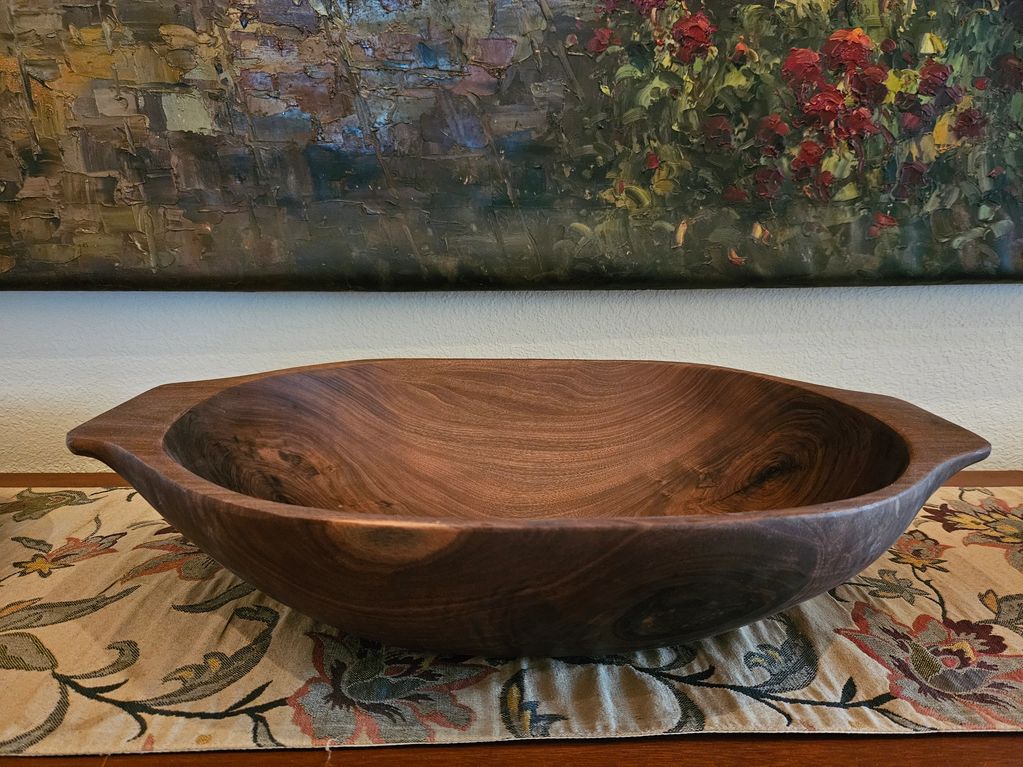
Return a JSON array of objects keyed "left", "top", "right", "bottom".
[
  {"left": 794, "top": 380, "right": 991, "bottom": 473},
  {"left": 67, "top": 380, "right": 220, "bottom": 460}
]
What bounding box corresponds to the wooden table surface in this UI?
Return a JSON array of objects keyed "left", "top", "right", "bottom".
[{"left": 2, "top": 470, "right": 1021, "bottom": 766}]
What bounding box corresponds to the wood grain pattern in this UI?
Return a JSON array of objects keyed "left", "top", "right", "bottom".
[
  {"left": 3, "top": 470, "right": 1022, "bottom": 488},
  {"left": 66, "top": 359, "right": 990, "bottom": 656},
  {"left": 4, "top": 734, "right": 1022, "bottom": 767}
]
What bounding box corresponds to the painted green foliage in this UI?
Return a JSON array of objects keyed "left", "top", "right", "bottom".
[{"left": 571, "top": 0, "right": 1023, "bottom": 281}]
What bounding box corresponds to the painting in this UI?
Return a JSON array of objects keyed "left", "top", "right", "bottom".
[{"left": 1, "top": 0, "right": 1022, "bottom": 289}]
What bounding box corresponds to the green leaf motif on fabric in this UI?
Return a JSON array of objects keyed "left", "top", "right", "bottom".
[
  {"left": 743, "top": 615, "right": 819, "bottom": 693},
  {"left": 979, "top": 590, "right": 1023, "bottom": 639},
  {"left": 499, "top": 669, "right": 567, "bottom": 738},
  {"left": 140, "top": 605, "right": 278, "bottom": 707},
  {"left": 173, "top": 582, "right": 257, "bottom": 614},
  {"left": 65, "top": 641, "right": 140, "bottom": 681},
  {"left": 0, "top": 684, "right": 69, "bottom": 754},
  {"left": 0, "top": 586, "right": 139, "bottom": 632},
  {"left": 0, "top": 632, "right": 57, "bottom": 671},
  {"left": 11, "top": 537, "right": 53, "bottom": 553},
  {"left": 0, "top": 490, "right": 95, "bottom": 523}
]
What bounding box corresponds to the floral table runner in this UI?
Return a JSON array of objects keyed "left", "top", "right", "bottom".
[{"left": 1, "top": 485, "right": 1021, "bottom": 755}]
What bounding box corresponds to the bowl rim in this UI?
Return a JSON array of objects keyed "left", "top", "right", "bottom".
[{"left": 66, "top": 358, "right": 991, "bottom": 529}]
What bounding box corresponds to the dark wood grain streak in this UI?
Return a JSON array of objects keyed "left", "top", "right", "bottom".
[
  {"left": 2, "top": 470, "right": 1021, "bottom": 488},
  {"left": 66, "top": 359, "right": 990, "bottom": 656},
  {"left": 4, "top": 734, "right": 1021, "bottom": 767}
]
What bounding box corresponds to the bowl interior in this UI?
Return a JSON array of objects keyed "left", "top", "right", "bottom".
[{"left": 164, "top": 360, "right": 909, "bottom": 519}]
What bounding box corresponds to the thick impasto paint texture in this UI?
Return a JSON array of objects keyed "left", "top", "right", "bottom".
[{"left": 1, "top": 0, "right": 1021, "bottom": 288}]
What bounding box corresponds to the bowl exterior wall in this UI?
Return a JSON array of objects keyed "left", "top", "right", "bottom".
[{"left": 122, "top": 461, "right": 934, "bottom": 656}]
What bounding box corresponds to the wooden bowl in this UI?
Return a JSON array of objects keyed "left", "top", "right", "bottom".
[{"left": 68, "top": 360, "right": 989, "bottom": 656}]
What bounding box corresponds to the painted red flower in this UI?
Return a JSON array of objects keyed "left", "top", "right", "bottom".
[
  {"left": 881, "top": 38, "right": 898, "bottom": 55},
  {"left": 755, "top": 114, "right": 790, "bottom": 156},
  {"left": 791, "top": 140, "right": 824, "bottom": 178},
  {"left": 587, "top": 27, "right": 619, "bottom": 54},
  {"left": 896, "top": 93, "right": 933, "bottom": 135},
  {"left": 894, "top": 160, "right": 928, "bottom": 199},
  {"left": 821, "top": 28, "right": 875, "bottom": 71},
  {"left": 630, "top": 0, "right": 665, "bottom": 12},
  {"left": 732, "top": 36, "right": 750, "bottom": 63},
  {"left": 850, "top": 64, "right": 889, "bottom": 105},
  {"left": 723, "top": 184, "right": 749, "bottom": 202},
  {"left": 782, "top": 48, "right": 824, "bottom": 93},
  {"left": 868, "top": 210, "right": 899, "bottom": 237},
  {"left": 753, "top": 165, "right": 784, "bottom": 199},
  {"left": 671, "top": 12, "right": 717, "bottom": 64},
  {"left": 756, "top": 114, "right": 790, "bottom": 141},
  {"left": 836, "top": 106, "right": 880, "bottom": 139},
  {"left": 993, "top": 53, "right": 1023, "bottom": 91},
  {"left": 804, "top": 169, "right": 834, "bottom": 201},
  {"left": 802, "top": 84, "right": 845, "bottom": 125},
  {"left": 918, "top": 59, "right": 952, "bottom": 96},
  {"left": 933, "top": 84, "right": 964, "bottom": 110},
  {"left": 702, "top": 115, "right": 732, "bottom": 148},
  {"left": 900, "top": 111, "right": 924, "bottom": 134},
  {"left": 838, "top": 603, "right": 1023, "bottom": 728},
  {"left": 953, "top": 107, "right": 986, "bottom": 139},
  {"left": 645, "top": 151, "right": 660, "bottom": 169}
]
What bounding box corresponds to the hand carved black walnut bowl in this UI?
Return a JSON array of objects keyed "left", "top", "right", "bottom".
[{"left": 68, "top": 359, "right": 989, "bottom": 656}]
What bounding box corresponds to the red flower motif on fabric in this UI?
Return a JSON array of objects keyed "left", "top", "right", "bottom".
[
  {"left": 288, "top": 633, "right": 495, "bottom": 744},
  {"left": 923, "top": 499, "right": 1023, "bottom": 573},
  {"left": 838, "top": 603, "right": 1023, "bottom": 728},
  {"left": 14, "top": 533, "right": 124, "bottom": 578},
  {"left": 121, "top": 527, "right": 221, "bottom": 582},
  {"left": 888, "top": 529, "right": 949, "bottom": 570}
]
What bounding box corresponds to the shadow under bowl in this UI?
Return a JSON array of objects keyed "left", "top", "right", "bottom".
[{"left": 68, "top": 359, "right": 989, "bottom": 656}]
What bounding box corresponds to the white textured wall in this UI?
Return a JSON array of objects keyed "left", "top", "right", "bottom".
[{"left": 1, "top": 286, "right": 1020, "bottom": 472}]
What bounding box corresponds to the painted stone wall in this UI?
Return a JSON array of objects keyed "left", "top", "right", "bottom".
[{"left": 1, "top": 1, "right": 1021, "bottom": 288}]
